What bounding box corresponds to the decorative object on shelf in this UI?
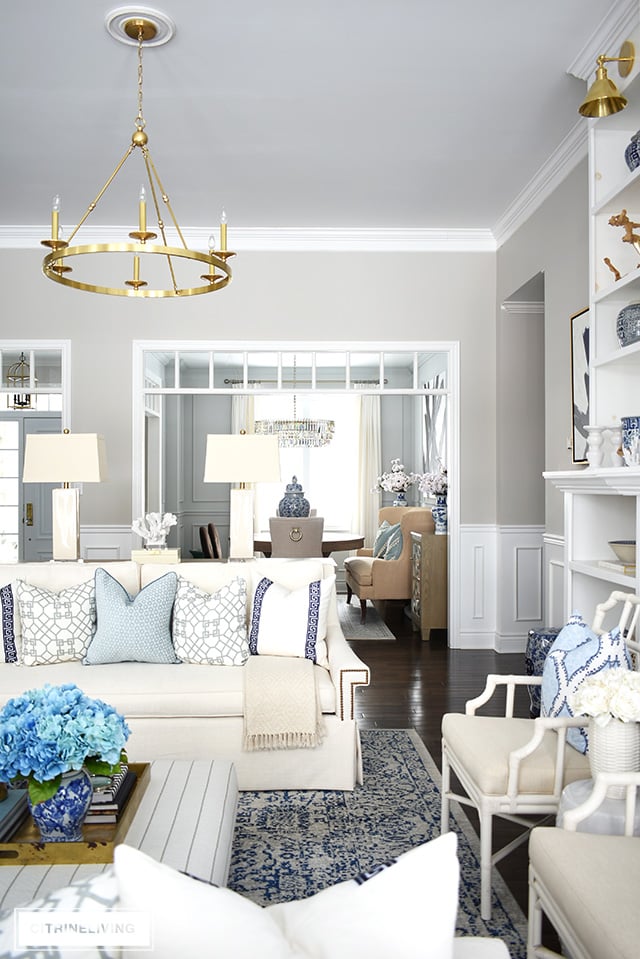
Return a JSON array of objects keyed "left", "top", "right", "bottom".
[
  {"left": 616, "top": 303, "right": 640, "bottom": 347},
  {"left": 22, "top": 430, "right": 108, "bottom": 562},
  {"left": 608, "top": 209, "right": 640, "bottom": 260},
  {"left": 621, "top": 415, "right": 640, "bottom": 465},
  {"left": 254, "top": 356, "right": 335, "bottom": 447},
  {"left": 278, "top": 476, "right": 311, "bottom": 517},
  {"left": 571, "top": 668, "right": 640, "bottom": 797},
  {"left": 578, "top": 41, "right": 635, "bottom": 117},
  {"left": 132, "top": 511, "right": 177, "bottom": 549},
  {"left": 585, "top": 424, "right": 606, "bottom": 469},
  {"left": 604, "top": 256, "right": 621, "bottom": 281},
  {"left": 40, "top": 12, "right": 234, "bottom": 298},
  {"left": 371, "top": 459, "right": 417, "bottom": 503},
  {"left": 625, "top": 130, "right": 640, "bottom": 171},
  {"left": 570, "top": 307, "right": 590, "bottom": 464},
  {"left": 608, "top": 539, "right": 636, "bottom": 565},
  {"left": 6, "top": 351, "right": 33, "bottom": 409},
  {"left": 609, "top": 424, "right": 625, "bottom": 467},
  {"left": 0, "top": 683, "right": 129, "bottom": 841},
  {"left": 393, "top": 491, "right": 408, "bottom": 507}
]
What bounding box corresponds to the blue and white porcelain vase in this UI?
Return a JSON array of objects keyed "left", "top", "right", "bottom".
[
  {"left": 431, "top": 495, "right": 448, "bottom": 535},
  {"left": 278, "top": 476, "right": 310, "bottom": 517},
  {"left": 28, "top": 769, "right": 92, "bottom": 842},
  {"left": 621, "top": 415, "right": 640, "bottom": 467},
  {"left": 392, "top": 491, "right": 408, "bottom": 507},
  {"left": 625, "top": 131, "right": 640, "bottom": 171},
  {"left": 616, "top": 303, "right": 640, "bottom": 348}
]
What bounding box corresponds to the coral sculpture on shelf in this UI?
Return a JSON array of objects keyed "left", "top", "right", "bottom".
[{"left": 132, "top": 512, "right": 177, "bottom": 548}]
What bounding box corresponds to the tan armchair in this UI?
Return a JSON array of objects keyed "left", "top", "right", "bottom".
[{"left": 344, "top": 506, "right": 434, "bottom": 622}]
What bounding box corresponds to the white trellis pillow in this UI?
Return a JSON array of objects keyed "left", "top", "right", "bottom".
[
  {"left": 16, "top": 579, "right": 96, "bottom": 666},
  {"left": 172, "top": 576, "right": 249, "bottom": 665}
]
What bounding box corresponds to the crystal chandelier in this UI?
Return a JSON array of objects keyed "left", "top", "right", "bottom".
[
  {"left": 41, "top": 9, "right": 234, "bottom": 298},
  {"left": 254, "top": 357, "right": 335, "bottom": 448}
]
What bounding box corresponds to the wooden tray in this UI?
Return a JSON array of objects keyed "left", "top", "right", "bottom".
[{"left": 0, "top": 762, "right": 150, "bottom": 865}]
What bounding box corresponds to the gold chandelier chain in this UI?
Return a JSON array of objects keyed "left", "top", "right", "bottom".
[{"left": 136, "top": 27, "right": 146, "bottom": 130}]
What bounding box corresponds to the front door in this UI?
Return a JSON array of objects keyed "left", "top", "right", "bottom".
[{"left": 21, "top": 416, "right": 61, "bottom": 561}]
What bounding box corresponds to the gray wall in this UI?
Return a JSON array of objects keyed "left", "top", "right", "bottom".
[
  {"left": 496, "top": 159, "right": 590, "bottom": 535},
  {"left": 0, "top": 247, "right": 496, "bottom": 527}
]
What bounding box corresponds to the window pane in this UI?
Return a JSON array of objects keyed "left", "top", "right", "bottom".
[
  {"left": 179, "top": 352, "right": 210, "bottom": 389},
  {"left": 0, "top": 451, "right": 18, "bottom": 476},
  {"left": 0, "top": 423, "right": 19, "bottom": 448},
  {"left": 0, "top": 478, "right": 18, "bottom": 506},
  {"left": 384, "top": 352, "right": 415, "bottom": 389},
  {"left": 0, "top": 535, "right": 17, "bottom": 563},
  {"left": 0, "top": 506, "right": 18, "bottom": 535}
]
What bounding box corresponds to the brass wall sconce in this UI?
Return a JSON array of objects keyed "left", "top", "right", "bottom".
[{"left": 579, "top": 41, "right": 635, "bottom": 117}]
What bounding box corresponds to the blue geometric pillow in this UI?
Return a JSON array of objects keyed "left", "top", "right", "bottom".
[
  {"left": 373, "top": 521, "right": 394, "bottom": 558},
  {"left": 541, "top": 611, "right": 631, "bottom": 753},
  {"left": 84, "top": 568, "right": 179, "bottom": 664},
  {"left": 383, "top": 525, "right": 403, "bottom": 561}
]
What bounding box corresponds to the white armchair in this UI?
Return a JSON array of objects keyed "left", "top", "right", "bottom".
[
  {"left": 441, "top": 590, "right": 640, "bottom": 921},
  {"left": 528, "top": 772, "right": 640, "bottom": 959}
]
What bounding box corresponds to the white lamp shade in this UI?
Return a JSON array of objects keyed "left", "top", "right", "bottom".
[
  {"left": 203, "top": 434, "right": 281, "bottom": 484},
  {"left": 23, "top": 433, "right": 107, "bottom": 483}
]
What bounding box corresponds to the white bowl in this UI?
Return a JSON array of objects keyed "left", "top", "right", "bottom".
[{"left": 608, "top": 540, "right": 636, "bottom": 564}]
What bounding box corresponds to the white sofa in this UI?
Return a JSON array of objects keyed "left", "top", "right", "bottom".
[{"left": 0, "top": 558, "right": 370, "bottom": 791}]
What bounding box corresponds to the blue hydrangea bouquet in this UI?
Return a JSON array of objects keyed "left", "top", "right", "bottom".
[{"left": 0, "top": 683, "right": 130, "bottom": 805}]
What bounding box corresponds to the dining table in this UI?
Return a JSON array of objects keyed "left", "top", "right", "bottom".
[{"left": 253, "top": 531, "right": 364, "bottom": 558}]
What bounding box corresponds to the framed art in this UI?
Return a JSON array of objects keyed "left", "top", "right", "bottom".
[{"left": 570, "top": 307, "right": 590, "bottom": 464}]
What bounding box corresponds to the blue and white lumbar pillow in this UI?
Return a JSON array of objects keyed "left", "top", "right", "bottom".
[
  {"left": 541, "top": 611, "right": 631, "bottom": 752},
  {"left": 16, "top": 579, "right": 96, "bottom": 666},
  {"left": 84, "top": 568, "right": 179, "bottom": 665},
  {"left": 0, "top": 582, "right": 17, "bottom": 663},
  {"left": 172, "top": 575, "right": 249, "bottom": 665},
  {"left": 248, "top": 575, "right": 334, "bottom": 667}
]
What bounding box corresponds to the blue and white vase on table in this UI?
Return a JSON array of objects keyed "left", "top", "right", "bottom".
[
  {"left": 431, "top": 495, "right": 448, "bottom": 535},
  {"left": 392, "top": 491, "right": 408, "bottom": 507},
  {"left": 28, "top": 768, "right": 93, "bottom": 842}
]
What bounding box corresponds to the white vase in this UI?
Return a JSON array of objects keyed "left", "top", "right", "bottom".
[{"left": 588, "top": 717, "right": 640, "bottom": 797}]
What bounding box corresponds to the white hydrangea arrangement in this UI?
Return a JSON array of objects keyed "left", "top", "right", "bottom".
[
  {"left": 417, "top": 460, "right": 448, "bottom": 498},
  {"left": 570, "top": 667, "right": 640, "bottom": 726},
  {"left": 371, "top": 459, "right": 417, "bottom": 494}
]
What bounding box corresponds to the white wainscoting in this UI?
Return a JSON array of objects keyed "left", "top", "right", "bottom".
[
  {"left": 543, "top": 533, "right": 565, "bottom": 627},
  {"left": 80, "top": 526, "right": 134, "bottom": 562},
  {"left": 458, "top": 524, "right": 545, "bottom": 652}
]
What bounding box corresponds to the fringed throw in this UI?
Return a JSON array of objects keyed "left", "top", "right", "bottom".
[{"left": 243, "top": 654, "right": 325, "bottom": 751}]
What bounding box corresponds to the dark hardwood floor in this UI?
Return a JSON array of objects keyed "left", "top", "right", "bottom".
[{"left": 348, "top": 601, "right": 534, "bottom": 917}]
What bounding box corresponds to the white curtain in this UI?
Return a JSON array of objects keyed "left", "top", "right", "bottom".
[{"left": 357, "top": 394, "right": 381, "bottom": 547}]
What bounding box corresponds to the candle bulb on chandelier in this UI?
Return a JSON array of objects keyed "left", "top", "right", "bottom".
[
  {"left": 51, "top": 194, "right": 61, "bottom": 241},
  {"left": 219, "top": 209, "right": 227, "bottom": 252},
  {"left": 208, "top": 235, "right": 217, "bottom": 276},
  {"left": 138, "top": 185, "right": 147, "bottom": 234},
  {"left": 133, "top": 255, "right": 140, "bottom": 284}
]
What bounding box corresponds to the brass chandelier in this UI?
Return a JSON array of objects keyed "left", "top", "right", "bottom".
[{"left": 41, "top": 10, "right": 234, "bottom": 298}]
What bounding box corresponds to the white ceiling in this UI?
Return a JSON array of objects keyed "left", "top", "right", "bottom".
[{"left": 0, "top": 0, "right": 629, "bottom": 248}]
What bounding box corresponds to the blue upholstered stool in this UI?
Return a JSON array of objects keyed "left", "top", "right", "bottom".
[{"left": 525, "top": 626, "right": 561, "bottom": 717}]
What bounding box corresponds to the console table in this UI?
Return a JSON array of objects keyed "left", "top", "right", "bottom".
[
  {"left": 410, "top": 531, "right": 448, "bottom": 640},
  {"left": 0, "top": 759, "right": 238, "bottom": 910}
]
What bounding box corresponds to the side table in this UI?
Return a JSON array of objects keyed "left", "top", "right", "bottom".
[
  {"left": 556, "top": 778, "right": 640, "bottom": 835},
  {"left": 0, "top": 759, "right": 238, "bottom": 911}
]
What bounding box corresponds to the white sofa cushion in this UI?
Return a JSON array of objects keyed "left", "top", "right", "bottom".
[
  {"left": 16, "top": 579, "right": 95, "bottom": 666},
  {"left": 114, "top": 833, "right": 459, "bottom": 959},
  {"left": 172, "top": 575, "right": 249, "bottom": 665},
  {"left": 0, "top": 660, "right": 337, "bottom": 719}
]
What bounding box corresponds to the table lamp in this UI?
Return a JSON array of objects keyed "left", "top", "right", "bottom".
[
  {"left": 22, "top": 430, "right": 108, "bottom": 561},
  {"left": 203, "top": 433, "right": 281, "bottom": 559}
]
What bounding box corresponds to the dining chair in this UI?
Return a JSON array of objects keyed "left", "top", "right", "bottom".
[
  {"left": 268, "top": 517, "right": 324, "bottom": 558},
  {"left": 207, "top": 522, "right": 223, "bottom": 560}
]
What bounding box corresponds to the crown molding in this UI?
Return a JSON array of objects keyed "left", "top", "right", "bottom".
[
  {"left": 0, "top": 225, "right": 497, "bottom": 253},
  {"left": 567, "top": 0, "right": 640, "bottom": 81},
  {"left": 492, "top": 121, "right": 588, "bottom": 247},
  {"left": 500, "top": 300, "right": 544, "bottom": 315}
]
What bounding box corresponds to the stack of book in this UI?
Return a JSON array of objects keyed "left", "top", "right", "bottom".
[
  {"left": 598, "top": 560, "right": 636, "bottom": 576},
  {"left": 0, "top": 788, "right": 28, "bottom": 842},
  {"left": 85, "top": 766, "right": 137, "bottom": 825}
]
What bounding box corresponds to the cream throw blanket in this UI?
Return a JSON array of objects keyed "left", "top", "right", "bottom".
[{"left": 243, "top": 655, "right": 325, "bottom": 751}]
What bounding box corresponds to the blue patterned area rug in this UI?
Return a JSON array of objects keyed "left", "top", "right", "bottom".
[{"left": 229, "top": 728, "right": 527, "bottom": 958}]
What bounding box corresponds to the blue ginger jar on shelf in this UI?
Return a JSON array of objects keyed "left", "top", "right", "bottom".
[
  {"left": 278, "top": 476, "right": 310, "bottom": 517},
  {"left": 625, "top": 131, "right": 640, "bottom": 172},
  {"left": 616, "top": 303, "right": 640, "bottom": 347}
]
